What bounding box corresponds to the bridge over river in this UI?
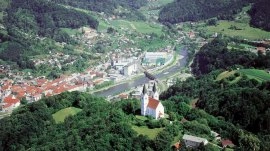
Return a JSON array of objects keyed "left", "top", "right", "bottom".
[{"left": 94, "top": 48, "right": 188, "bottom": 97}]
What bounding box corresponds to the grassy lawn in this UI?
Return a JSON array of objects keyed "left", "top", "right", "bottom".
[
  {"left": 52, "top": 107, "right": 82, "bottom": 124},
  {"left": 0, "top": 12, "right": 3, "bottom": 21},
  {"left": 216, "top": 69, "right": 270, "bottom": 83},
  {"left": 239, "top": 69, "right": 270, "bottom": 82},
  {"left": 135, "top": 115, "right": 148, "bottom": 121},
  {"left": 132, "top": 125, "right": 164, "bottom": 139},
  {"left": 61, "top": 28, "right": 81, "bottom": 36},
  {"left": 140, "top": 0, "right": 174, "bottom": 16},
  {"left": 216, "top": 71, "right": 236, "bottom": 81},
  {"left": 110, "top": 20, "right": 163, "bottom": 35},
  {"left": 206, "top": 20, "right": 270, "bottom": 40}
]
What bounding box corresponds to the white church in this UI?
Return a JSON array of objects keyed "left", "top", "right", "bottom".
[{"left": 141, "top": 83, "right": 164, "bottom": 119}]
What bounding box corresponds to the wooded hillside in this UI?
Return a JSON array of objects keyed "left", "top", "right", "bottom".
[
  {"left": 0, "top": 0, "right": 98, "bottom": 69},
  {"left": 158, "top": 0, "right": 251, "bottom": 24},
  {"left": 249, "top": 0, "right": 270, "bottom": 31}
]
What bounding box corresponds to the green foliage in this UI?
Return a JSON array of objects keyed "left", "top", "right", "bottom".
[
  {"left": 207, "top": 18, "right": 218, "bottom": 26},
  {"left": 191, "top": 37, "right": 270, "bottom": 76},
  {"left": 94, "top": 81, "right": 114, "bottom": 90},
  {"left": 0, "top": 0, "right": 98, "bottom": 69},
  {"left": 206, "top": 20, "right": 270, "bottom": 40},
  {"left": 53, "top": 0, "right": 147, "bottom": 20},
  {"left": 0, "top": 92, "right": 159, "bottom": 150},
  {"left": 239, "top": 131, "right": 261, "bottom": 151},
  {"left": 20, "top": 97, "right": 27, "bottom": 105},
  {"left": 239, "top": 69, "right": 270, "bottom": 82},
  {"left": 158, "top": 0, "right": 250, "bottom": 24}
]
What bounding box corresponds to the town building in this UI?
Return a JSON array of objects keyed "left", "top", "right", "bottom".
[
  {"left": 141, "top": 83, "right": 164, "bottom": 119},
  {"left": 123, "top": 62, "right": 137, "bottom": 76},
  {"left": 1, "top": 95, "right": 20, "bottom": 112},
  {"left": 182, "top": 134, "right": 208, "bottom": 148},
  {"left": 221, "top": 139, "right": 235, "bottom": 148},
  {"left": 142, "top": 52, "right": 168, "bottom": 66}
]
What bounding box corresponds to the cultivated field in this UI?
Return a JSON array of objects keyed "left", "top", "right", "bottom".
[
  {"left": 239, "top": 69, "right": 270, "bottom": 82},
  {"left": 207, "top": 21, "right": 270, "bottom": 40}
]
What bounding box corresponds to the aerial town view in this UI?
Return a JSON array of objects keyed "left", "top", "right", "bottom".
[{"left": 0, "top": 0, "right": 270, "bottom": 150}]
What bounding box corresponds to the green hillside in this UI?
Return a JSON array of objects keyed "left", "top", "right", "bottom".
[
  {"left": 53, "top": 0, "right": 147, "bottom": 20},
  {"left": 249, "top": 0, "right": 270, "bottom": 31},
  {"left": 159, "top": 0, "right": 251, "bottom": 24},
  {"left": 206, "top": 20, "right": 270, "bottom": 40},
  {"left": 239, "top": 69, "right": 270, "bottom": 82}
]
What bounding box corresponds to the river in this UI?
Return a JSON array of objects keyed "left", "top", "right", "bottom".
[{"left": 94, "top": 48, "right": 188, "bottom": 97}]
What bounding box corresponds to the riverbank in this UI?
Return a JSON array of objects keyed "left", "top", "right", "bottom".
[
  {"left": 94, "top": 48, "right": 188, "bottom": 98},
  {"left": 91, "top": 51, "right": 179, "bottom": 96}
]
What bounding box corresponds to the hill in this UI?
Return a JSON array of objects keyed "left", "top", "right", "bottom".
[
  {"left": 52, "top": 0, "right": 147, "bottom": 20},
  {"left": 158, "top": 0, "right": 251, "bottom": 24},
  {"left": 0, "top": 0, "right": 98, "bottom": 69},
  {"left": 1, "top": 91, "right": 266, "bottom": 150},
  {"left": 248, "top": 0, "right": 270, "bottom": 31},
  {"left": 161, "top": 70, "right": 270, "bottom": 150},
  {"left": 191, "top": 36, "right": 270, "bottom": 76},
  {"left": 216, "top": 69, "right": 270, "bottom": 84}
]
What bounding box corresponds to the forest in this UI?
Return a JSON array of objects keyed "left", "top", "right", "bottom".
[
  {"left": 52, "top": 0, "right": 147, "bottom": 20},
  {"left": 191, "top": 36, "right": 270, "bottom": 76},
  {"left": 161, "top": 71, "right": 270, "bottom": 150},
  {"left": 1, "top": 89, "right": 265, "bottom": 150},
  {"left": 248, "top": 0, "right": 270, "bottom": 31},
  {"left": 158, "top": 0, "right": 251, "bottom": 24}
]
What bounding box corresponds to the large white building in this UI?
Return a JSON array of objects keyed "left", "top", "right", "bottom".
[
  {"left": 142, "top": 52, "right": 168, "bottom": 66},
  {"left": 141, "top": 83, "right": 164, "bottom": 119},
  {"left": 123, "top": 62, "right": 137, "bottom": 76}
]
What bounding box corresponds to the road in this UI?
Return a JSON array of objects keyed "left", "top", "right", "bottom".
[{"left": 94, "top": 48, "right": 188, "bottom": 97}]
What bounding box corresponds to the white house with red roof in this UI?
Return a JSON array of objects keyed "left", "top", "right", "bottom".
[
  {"left": 141, "top": 83, "right": 164, "bottom": 119},
  {"left": 1, "top": 95, "right": 20, "bottom": 112}
]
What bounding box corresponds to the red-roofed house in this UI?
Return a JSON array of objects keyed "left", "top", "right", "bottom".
[
  {"left": 221, "top": 139, "right": 235, "bottom": 148},
  {"left": 1, "top": 95, "right": 20, "bottom": 112},
  {"left": 119, "top": 93, "right": 129, "bottom": 99},
  {"left": 172, "top": 142, "right": 181, "bottom": 151},
  {"left": 257, "top": 47, "right": 266, "bottom": 54},
  {"left": 141, "top": 83, "right": 164, "bottom": 119}
]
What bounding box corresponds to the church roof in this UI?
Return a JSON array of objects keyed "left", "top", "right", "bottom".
[{"left": 147, "top": 97, "right": 160, "bottom": 109}]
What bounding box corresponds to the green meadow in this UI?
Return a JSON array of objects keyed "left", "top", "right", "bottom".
[
  {"left": 207, "top": 20, "right": 270, "bottom": 40},
  {"left": 52, "top": 107, "right": 82, "bottom": 123}
]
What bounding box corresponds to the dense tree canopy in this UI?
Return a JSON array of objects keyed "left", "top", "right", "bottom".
[
  {"left": 52, "top": 0, "right": 147, "bottom": 20},
  {"left": 0, "top": 92, "right": 151, "bottom": 151},
  {"left": 0, "top": 0, "right": 98, "bottom": 69},
  {"left": 248, "top": 0, "right": 270, "bottom": 31},
  {"left": 191, "top": 37, "right": 270, "bottom": 76},
  {"left": 158, "top": 0, "right": 251, "bottom": 24}
]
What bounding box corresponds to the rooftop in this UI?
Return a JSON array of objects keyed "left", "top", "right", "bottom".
[{"left": 183, "top": 134, "right": 208, "bottom": 143}]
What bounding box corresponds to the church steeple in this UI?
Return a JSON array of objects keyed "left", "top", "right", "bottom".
[
  {"left": 152, "top": 82, "right": 159, "bottom": 100},
  {"left": 141, "top": 84, "right": 149, "bottom": 116},
  {"left": 152, "top": 83, "right": 157, "bottom": 93},
  {"left": 142, "top": 84, "right": 147, "bottom": 95}
]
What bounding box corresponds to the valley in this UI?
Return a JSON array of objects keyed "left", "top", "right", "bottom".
[{"left": 0, "top": 0, "right": 270, "bottom": 150}]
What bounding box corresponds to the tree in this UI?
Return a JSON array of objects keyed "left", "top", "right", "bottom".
[
  {"left": 20, "top": 97, "right": 28, "bottom": 105},
  {"left": 239, "top": 131, "right": 261, "bottom": 151},
  {"left": 207, "top": 19, "right": 217, "bottom": 26}
]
